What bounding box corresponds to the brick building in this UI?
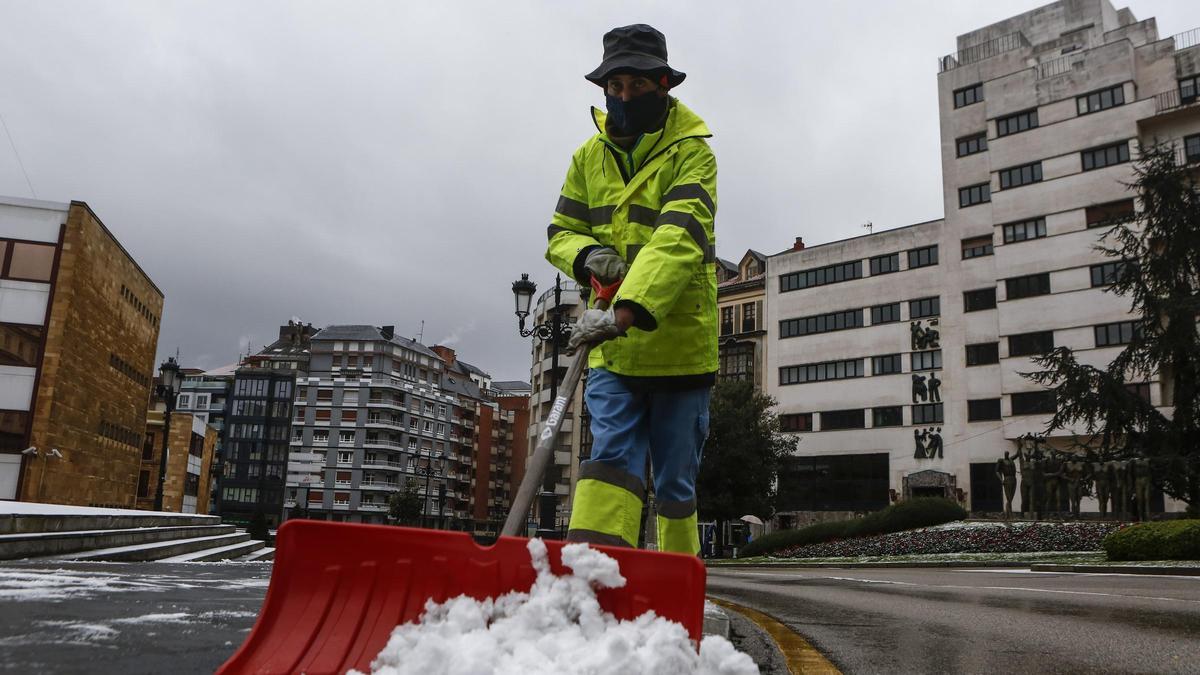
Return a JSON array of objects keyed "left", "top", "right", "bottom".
[
  {"left": 0, "top": 197, "right": 161, "bottom": 506},
  {"left": 139, "top": 407, "right": 217, "bottom": 513}
]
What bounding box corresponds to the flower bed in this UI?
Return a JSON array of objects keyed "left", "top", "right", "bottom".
[{"left": 774, "top": 521, "right": 1126, "bottom": 559}]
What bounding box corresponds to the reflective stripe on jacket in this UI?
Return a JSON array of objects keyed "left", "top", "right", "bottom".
[{"left": 545, "top": 98, "right": 718, "bottom": 377}]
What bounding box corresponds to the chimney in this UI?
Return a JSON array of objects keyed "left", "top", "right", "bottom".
[
  {"left": 793, "top": 237, "right": 805, "bottom": 251},
  {"left": 380, "top": 325, "right": 395, "bottom": 340},
  {"left": 430, "top": 344, "right": 457, "bottom": 367}
]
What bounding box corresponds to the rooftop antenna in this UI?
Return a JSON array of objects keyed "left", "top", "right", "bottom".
[
  {"left": 862, "top": 221, "right": 873, "bottom": 234},
  {"left": 416, "top": 320, "right": 425, "bottom": 344}
]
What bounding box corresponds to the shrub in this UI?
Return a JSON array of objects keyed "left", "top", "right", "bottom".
[
  {"left": 740, "top": 498, "right": 966, "bottom": 557},
  {"left": 1103, "top": 520, "right": 1200, "bottom": 561}
]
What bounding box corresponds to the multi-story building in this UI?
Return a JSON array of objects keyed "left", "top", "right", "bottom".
[
  {"left": 139, "top": 400, "right": 218, "bottom": 514},
  {"left": 470, "top": 381, "right": 531, "bottom": 537},
  {"left": 717, "top": 250, "right": 768, "bottom": 388},
  {"left": 0, "top": 197, "right": 161, "bottom": 506},
  {"left": 284, "top": 325, "right": 471, "bottom": 526},
  {"left": 177, "top": 363, "right": 236, "bottom": 513},
  {"left": 768, "top": 0, "right": 1196, "bottom": 525},
  {"left": 525, "top": 281, "right": 586, "bottom": 537}
]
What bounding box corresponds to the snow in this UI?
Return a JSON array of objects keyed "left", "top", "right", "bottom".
[
  {"left": 0, "top": 502, "right": 204, "bottom": 517},
  {"left": 356, "top": 539, "right": 758, "bottom": 675}
]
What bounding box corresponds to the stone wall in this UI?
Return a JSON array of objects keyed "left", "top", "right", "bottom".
[{"left": 25, "top": 202, "right": 162, "bottom": 506}]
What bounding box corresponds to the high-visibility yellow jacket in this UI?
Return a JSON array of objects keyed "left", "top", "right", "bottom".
[{"left": 545, "top": 98, "right": 718, "bottom": 378}]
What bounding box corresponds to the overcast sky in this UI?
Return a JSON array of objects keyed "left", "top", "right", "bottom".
[{"left": 2, "top": 1, "right": 1198, "bottom": 381}]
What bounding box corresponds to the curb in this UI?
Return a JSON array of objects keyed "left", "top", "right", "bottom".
[
  {"left": 708, "top": 597, "right": 841, "bottom": 675},
  {"left": 1030, "top": 563, "right": 1200, "bottom": 576},
  {"left": 709, "top": 560, "right": 1032, "bottom": 569}
]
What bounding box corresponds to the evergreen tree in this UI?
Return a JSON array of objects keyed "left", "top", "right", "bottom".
[
  {"left": 696, "top": 379, "right": 798, "bottom": 550},
  {"left": 389, "top": 478, "right": 424, "bottom": 525},
  {"left": 1023, "top": 144, "right": 1200, "bottom": 506}
]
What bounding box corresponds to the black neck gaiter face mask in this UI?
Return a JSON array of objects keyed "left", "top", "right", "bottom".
[{"left": 605, "top": 91, "right": 669, "bottom": 137}]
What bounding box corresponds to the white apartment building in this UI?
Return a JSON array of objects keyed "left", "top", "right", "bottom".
[{"left": 767, "top": 0, "right": 1197, "bottom": 523}]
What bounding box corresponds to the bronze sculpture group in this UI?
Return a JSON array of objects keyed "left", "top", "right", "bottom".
[{"left": 994, "top": 433, "right": 1159, "bottom": 521}]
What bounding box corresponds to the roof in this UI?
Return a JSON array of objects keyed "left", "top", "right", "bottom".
[
  {"left": 456, "top": 359, "right": 490, "bottom": 378},
  {"left": 769, "top": 218, "right": 944, "bottom": 257},
  {"left": 442, "top": 372, "right": 482, "bottom": 399},
  {"left": 718, "top": 273, "right": 765, "bottom": 293},
  {"left": 492, "top": 380, "right": 532, "bottom": 392},
  {"left": 716, "top": 257, "right": 738, "bottom": 274},
  {"left": 312, "top": 325, "right": 441, "bottom": 360},
  {"left": 203, "top": 363, "right": 240, "bottom": 377},
  {"left": 746, "top": 249, "right": 767, "bottom": 262}
]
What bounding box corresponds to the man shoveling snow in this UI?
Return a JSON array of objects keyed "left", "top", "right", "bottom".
[{"left": 355, "top": 539, "right": 757, "bottom": 675}]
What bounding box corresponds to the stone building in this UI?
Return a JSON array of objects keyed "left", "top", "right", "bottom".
[
  {"left": 767, "top": 0, "right": 1197, "bottom": 525},
  {"left": 139, "top": 408, "right": 217, "bottom": 513},
  {"left": 717, "top": 250, "right": 768, "bottom": 388},
  {"left": 0, "top": 197, "right": 161, "bottom": 506}
]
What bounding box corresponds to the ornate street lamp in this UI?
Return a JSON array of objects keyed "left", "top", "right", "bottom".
[
  {"left": 510, "top": 273, "right": 574, "bottom": 538},
  {"left": 415, "top": 456, "right": 445, "bottom": 529},
  {"left": 154, "top": 356, "right": 182, "bottom": 511}
]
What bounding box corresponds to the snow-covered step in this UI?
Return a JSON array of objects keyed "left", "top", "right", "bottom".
[
  {"left": 50, "top": 532, "right": 251, "bottom": 562},
  {"left": 0, "top": 502, "right": 219, "bottom": 535},
  {"left": 0, "top": 524, "right": 237, "bottom": 561},
  {"left": 236, "top": 547, "right": 275, "bottom": 562},
  {"left": 159, "top": 539, "right": 265, "bottom": 563}
]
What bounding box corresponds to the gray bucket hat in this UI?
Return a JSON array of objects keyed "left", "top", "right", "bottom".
[{"left": 585, "top": 24, "right": 686, "bottom": 88}]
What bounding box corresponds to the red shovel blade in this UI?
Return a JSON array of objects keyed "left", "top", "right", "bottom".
[{"left": 217, "top": 520, "right": 706, "bottom": 675}]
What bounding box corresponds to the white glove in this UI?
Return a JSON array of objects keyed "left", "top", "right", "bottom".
[
  {"left": 566, "top": 308, "right": 625, "bottom": 355},
  {"left": 584, "top": 247, "right": 629, "bottom": 285}
]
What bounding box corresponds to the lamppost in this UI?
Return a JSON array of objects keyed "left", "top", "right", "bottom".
[
  {"left": 154, "top": 356, "right": 181, "bottom": 512},
  {"left": 415, "top": 457, "right": 443, "bottom": 528},
  {"left": 511, "top": 273, "right": 573, "bottom": 538}
]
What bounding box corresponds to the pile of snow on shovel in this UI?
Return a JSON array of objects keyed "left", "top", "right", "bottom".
[{"left": 354, "top": 538, "right": 757, "bottom": 675}]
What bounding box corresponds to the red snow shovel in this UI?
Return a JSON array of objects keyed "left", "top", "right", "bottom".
[{"left": 218, "top": 278, "right": 707, "bottom": 675}]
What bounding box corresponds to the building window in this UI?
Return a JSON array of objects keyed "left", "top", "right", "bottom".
[
  {"left": 872, "top": 406, "right": 903, "bottom": 428},
  {"left": 907, "top": 248, "right": 938, "bottom": 273},
  {"left": 1011, "top": 391, "right": 1056, "bottom": 415},
  {"left": 1009, "top": 331, "right": 1055, "bottom": 357},
  {"left": 315, "top": 409, "right": 331, "bottom": 422},
  {"left": 3, "top": 241, "right": 55, "bottom": 282},
  {"left": 870, "top": 303, "right": 901, "bottom": 325},
  {"left": 869, "top": 253, "right": 900, "bottom": 276},
  {"left": 909, "top": 296, "right": 940, "bottom": 319},
  {"left": 1185, "top": 134, "right": 1200, "bottom": 164},
  {"left": 999, "top": 161, "right": 1043, "bottom": 189},
  {"left": 953, "top": 83, "right": 983, "bottom": 108},
  {"left": 338, "top": 431, "right": 355, "bottom": 444},
  {"left": 1006, "top": 272, "right": 1051, "bottom": 299},
  {"left": 1088, "top": 199, "right": 1135, "bottom": 229},
  {"left": 956, "top": 132, "right": 988, "bottom": 157},
  {"left": 911, "top": 350, "right": 942, "bottom": 371},
  {"left": 776, "top": 453, "right": 888, "bottom": 512},
  {"left": 1081, "top": 141, "right": 1130, "bottom": 171},
  {"left": 966, "top": 342, "right": 1000, "bottom": 366},
  {"left": 780, "top": 260, "right": 863, "bottom": 292},
  {"left": 872, "top": 354, "right": 902, "bottom": 376},
  {"left": 317, "top": 389, "right": 333, "bottom": 402},
  {"left": 968, "top": 398, "right": 1002, "bottom": 421},
  {"left": 0, "top": 324, "right": 42, "bottom": 368},
  {"left": 779, "top": 308, "right": 864, "bottom": 338},
  {"left": 720, "top": 306, "right": 733, "bottom": 335},
  {"left": 780, "top": 358, "right": 865, "bottom": 385},
  {"left": 959, "top": 183, "right": 991, "bottom": 208},
  {"left": 1090, "top": 261, "right": 1128, "bottom": 287},
  {"left": 820, "top": 409, "right": 866, "bottom": 431},
  {"left": 741, "top": 302, "right": 757, "bottom": 332},
  {"left": 779, "top": 413, "right": 812, "bottom": 432},
  {"left": 961, "top": 235, "right": 993, "bottom": 259},
  {"left": 1077, "top": 84, "right": 1125, "bottom": 115},
  {"left": 963, "top": 288, "right": 996, "bottom": 312},
  {"left": 137, "top": 471, "right": 150, "bottom": 498},
  {"left": 912, "top": 403, "right": 944, "bottom": 424},
  {"left": 1180, "top": 75, "right": 1198, "bottom": 105},
  {"left": 719, "top": 342, "right": 755, "bottom": 382},
  {"left": 996, "top": 109, "right": 1038, "bottom": 137},
  {"left": 1003, "top": 217, "right": 1047, "bottom": 243},
  {"left": 313, "top": 430, "right": 329, "bottom": 444},
  {"left": 1126, "top": 383, "right": 1152, "bottom": 403},
  {"left": 1095, "top": 321, "right": 1141, "bottom": 347}
]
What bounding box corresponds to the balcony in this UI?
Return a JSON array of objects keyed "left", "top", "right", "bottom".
[
  {"left": 938, "top": 31, "right": 1027, "bottom": 73},
  {"left": 1150, "top": 88, "right": 1199, "bottom": 116}
]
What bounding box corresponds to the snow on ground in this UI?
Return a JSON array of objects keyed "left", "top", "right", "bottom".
[
  {"left": 0, "top": 501, "right": 201, "bottom": 517},
  {"left": 0, "top": 566, "right": 270, "bottom": 601},
  {"left": 357, "top": 539, "right": 758, "bottom": 675}
]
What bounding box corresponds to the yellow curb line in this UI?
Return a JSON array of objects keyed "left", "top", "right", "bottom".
[{"left": 708, "top": 597, "right": 841, "bottom": 675}]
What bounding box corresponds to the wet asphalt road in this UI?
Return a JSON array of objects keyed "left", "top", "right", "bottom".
[
  {"left": 0, "top": 560, "right": 270, "bottom": 674},
  {"left": 707, "top": 566, "right": 1200, "bottom": 674}
]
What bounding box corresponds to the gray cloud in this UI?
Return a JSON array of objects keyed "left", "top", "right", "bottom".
[{"left": 1, "top": 0, "right": 1197, "bottom": 381}]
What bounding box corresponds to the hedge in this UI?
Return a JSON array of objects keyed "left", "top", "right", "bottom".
[
  {"left": 1103, "top": 520, "right": 1200, "bottom": 561},
  {"left": 739, "top": 498, "right": 967, "bottom": 558}
]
